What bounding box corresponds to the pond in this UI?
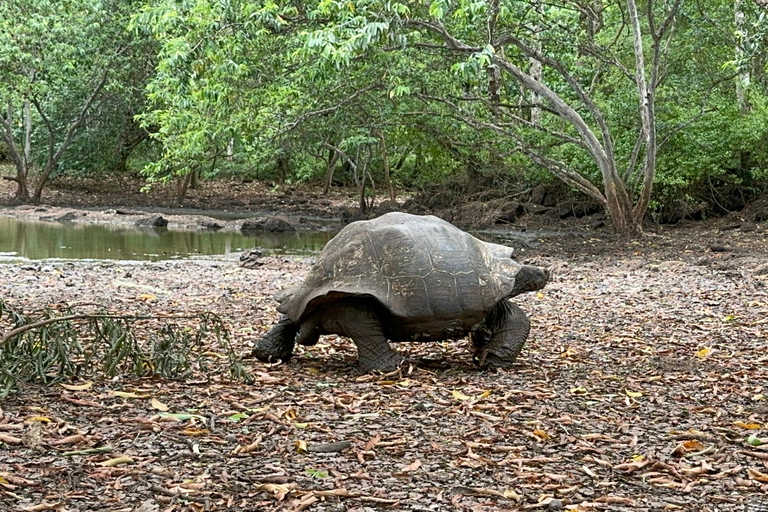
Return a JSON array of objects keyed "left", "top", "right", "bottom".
[{"left": 0, "top": 217, "right": 337, "bottom": 262}]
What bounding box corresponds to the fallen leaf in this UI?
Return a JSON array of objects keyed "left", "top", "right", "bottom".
[
  {"left": 401, "top": 460, "right": 421, "bottom": 472},
  {"left": 734, "top": 420, "right": 761, "bottom": 430},
  {"left": 98, "top": 457, "right": 133, "bottom": 467},
  {"left": 151, "top": 398, "right": 169, "bottom": 412},
  {"left": 570, "top": 386, "right": 587, "bottom": 395},
  {"left": 747, "top": 467, "right": 768, "bottom": 483},
  {"left": 294, "top": 440, "right": 308, "bottom": 454},
  {"left": 112, "top": 391, "right": 149, "bottom": 399},
  {"left": 533, "top": 429, "right": 550, "bottom": 441},
  {"left": 452, "top": 390, "right": 471, "bottom": 401},
  {"left": 59, "top": 382, "right": 93, "bottom": 391},
  {"left": 695, "top": 347, "right": 712, "bottom": 358},
  {"left": 180, "top": 428, "right": 209, "bottom": 436},
  {"left": 25, "top": 416, "right": 51, "bottom": 424}
]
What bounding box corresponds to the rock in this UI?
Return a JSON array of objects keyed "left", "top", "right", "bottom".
[
  {"left": 590, "top": 219, "right": 606, "bottom": 229},
  {"left": 740, "top": 222, "right": 757, "bottom": 232},
  {"left": 135, "top": 215, "right": 168, "bottom": 228},
  {"left": 709, "top": 244, "right": 731, "bottom": 253},
  {"left": 523, "top": 203, "right": 552, "bottom": 215},
  {"left": 719, "top": 223, "right": 742, "bottom": 231},
  {"left": 239, "top": 248, "right": 265, "bottom": 268},
  {"left": 530, "top": 185, "right": 548, "bottom": 205},
  {"left": 548, "top": 498, "right": 564, "bottom": 511},
  {"left": 199, "top": 220, "right": 223, "bottom": 230},
  {"left": 339, "top": 208, "right": 365, "bottom": 224},
  {"left": 40, "top": 211, "right": 87, "bottom": 222},
  {"left": 373, "top": 199, "right": 400, "bottom": 217},
  {"left": 496, "top": 202, "right": 525, "bottom": 224},
  {"left": 241, "top": 217, "right": 296, "bottom": 233},
  {"left": 556, "top": 200, "right": 602, "bottom": 219}
]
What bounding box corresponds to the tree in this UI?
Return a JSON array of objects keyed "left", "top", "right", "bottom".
[
  {"left": 0, "top": 0, "right": 131, "bottom": 204},
  {"left": 293, "top": 1, "right": 686, "bottom": 236}
]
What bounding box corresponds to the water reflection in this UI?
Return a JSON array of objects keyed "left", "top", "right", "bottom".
[{"left": 0, "top": 217, "right": 335, "bottom": 262}]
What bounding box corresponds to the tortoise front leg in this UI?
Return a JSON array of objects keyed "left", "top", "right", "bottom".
[
  {"left": 472, "top": 300, "right": 531, "bottom": 367},
  {"left": 251, "top": 315, "right": 298, "bottom": 363}
]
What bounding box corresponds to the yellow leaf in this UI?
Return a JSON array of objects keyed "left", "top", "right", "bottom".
[
  {"left": 60, "top": 381, "right": 93, "bottom": 391},
  {"left": 26, "top": 416, "right": 51, "bottom": 423},
  {"left": 476, "top": 390, "right": 492, "bottom": 400},
  {"left": 631, "top": 454, "right": 645, "bottom": 462},
  {"left": 138, "top": 293, "right": 157, "bottom": 302},
  {"left": 295, "top": 422, "right": 309, "bottom": 429},
  {"left": 99, "top": 457, "right": 133, "bottom": 467},
  {"left": 503, "top": 489, "right": 522, "bottom": 500},
  {"left": 397, "top": 379, "right": 412, "bottom": 387},
  {"left": 533, "top": 429, "right": 550, "bottom": 440},
  {"left": 112, "top": 391, "right": 148, "bottom": 399},
  {"left": 284, "top": 409, "right": 297, "bottom": 420},
  {"left": 625, "top": 389, "right": 643, "bottom": 398},
  {"left": 294, "top": 440, "right": 308, "bottom": 454},
  {"left": 734, "top": 420, "right": 761, "bottom": 430},
  {"left": 151, "top": 398, "right": 169, "bottom": 412},
  {"left": 452, "top": 390, "right": 471, "bottom": 401},
  {"left": 695, "top": 347, "right": 712, "bottom": 358},
  {"left": 536, "top": 292, "right": 545, "bottom": 299},
  {"left": 570, "top": 386, "right": 587, "bottom": 395}
]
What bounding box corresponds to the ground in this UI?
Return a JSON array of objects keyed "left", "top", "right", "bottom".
[{"left": 0, "top": 176, "right": 767, "bottom": 511}]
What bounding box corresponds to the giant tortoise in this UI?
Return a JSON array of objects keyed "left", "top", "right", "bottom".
[{"left": 251, "top": 212, "right": 549, "bottom": 371}]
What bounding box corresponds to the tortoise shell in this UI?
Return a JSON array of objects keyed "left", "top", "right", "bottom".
[{"left": 276, "top": 212, "right": 532, "bottom": 340}]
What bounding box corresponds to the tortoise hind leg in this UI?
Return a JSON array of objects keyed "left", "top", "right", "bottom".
[
  {"left": 251, "top": 315, "right": 298, "bottom": 363},
  {"left": 320, "top": 298, "right": 403, "bottom": 372},
  {"left": 472, "top": 300, "right": 531, "bottom": 367}
]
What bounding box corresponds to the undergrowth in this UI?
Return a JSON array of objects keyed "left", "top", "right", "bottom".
[{"left": 0, "top": 300, "right": 253, "bottom": 397}]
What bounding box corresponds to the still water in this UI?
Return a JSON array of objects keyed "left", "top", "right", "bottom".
[{"left": 0, "top": 217, "right": 336, "bottom": 262}]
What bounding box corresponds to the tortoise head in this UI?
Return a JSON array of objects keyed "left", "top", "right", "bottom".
[{"left": 509, "top": 265, "right": 550, "bottom": 297}]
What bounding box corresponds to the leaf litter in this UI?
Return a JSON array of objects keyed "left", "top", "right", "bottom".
[{"left": 0, "top": 221, "right": 766, "bottom": 511}]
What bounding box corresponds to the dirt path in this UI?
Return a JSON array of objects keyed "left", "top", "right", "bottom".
[{"left": 1, "top": 177, "right": 768, "bottom": 511}]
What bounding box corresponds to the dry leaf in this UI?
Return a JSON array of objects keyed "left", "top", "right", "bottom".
[
  {"left": 98, "top": 457, "right": 133, "bottom": 467},
  {"left": 695, "top": 347, "right": 712, "bottom": 358},
  {"left": 533, "top": 429, "right": 550, "bottom": 441},
  {"left": 151, "top": 398, "right": 169, "bottom": 412},
  {"left": 181, "top": 428, "right": 209, "bottom": 436},
  {"left": 747, "top": 467, "right": 768, "bottom": 483},
  {"left": 59, "top": 382, "right": 93, "bottom": 391},
  {"left": 452, "top": 390, "right": 471, "bottom": 401},
  {"left": 733, "top": 420, "right": 761, "bottom": 430},
  {"left": 112, "top": 391, "right": 148, "bottom": 399},
  {"left": 401, "top": 460, "right": 421, "bottom": 473}
]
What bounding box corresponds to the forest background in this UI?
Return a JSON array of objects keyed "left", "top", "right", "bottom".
[{"left": 1, "top": 0, "right": 768, "bottom": 237}]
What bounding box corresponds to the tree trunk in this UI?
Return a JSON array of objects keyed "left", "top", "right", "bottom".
[
  {"left": 377, "top": 130, "right": 395, "bottom": 202},
  {"left": 735, "top": 0, "right": 751, "bottom": 113},
  {"left": 177, "top": 171, "right": 193, "bottom": 206},
  {"left": 323, "top": 146, "right": 340, "bottom": 195},
  {"left": 1, "top": 101, "right": 32, "bottom": 202}
]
